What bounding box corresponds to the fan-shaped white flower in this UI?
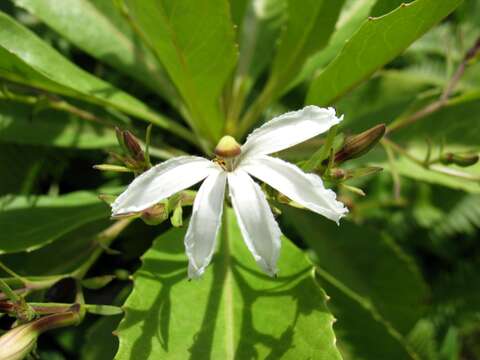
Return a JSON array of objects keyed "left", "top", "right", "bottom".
[{"left": 112, "top": 106, "right": 348, "bottom": 278}]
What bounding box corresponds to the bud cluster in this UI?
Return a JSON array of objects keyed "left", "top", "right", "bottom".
[{"left": 94, "top": 127, "right": 152, "bottom": 176}]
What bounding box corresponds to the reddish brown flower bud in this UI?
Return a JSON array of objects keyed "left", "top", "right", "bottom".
[
  {"left": 334, "top": 124, "right": 386, "bottom": 163},
  {"left": 440, "top": 152, "right": 479, "bottom": 167}
]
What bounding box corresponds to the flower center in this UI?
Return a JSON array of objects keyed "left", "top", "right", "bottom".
[{"left": 214, "top": 135, "right": 241, "bottom": 171}]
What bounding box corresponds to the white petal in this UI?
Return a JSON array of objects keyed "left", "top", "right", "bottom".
[
  {"left": 111, "top": 156, "right": 220, "bottom": 215},
  {"left": 227, "top": 170, "right": 281, "bottom": 276},
  {"left": 240, "top": 155, "right": 348, "bottom": 223},
  {"left": 241, "top": 106, "right": 342, "bottom": 158},
  {"left": 185, "top": 171, "right": 226, "bottom": 279}
]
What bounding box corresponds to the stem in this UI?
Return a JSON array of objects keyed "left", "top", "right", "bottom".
[
  {"left": 382, "top": 138, "right": 480, "bottom": 182},
  {"left": 382, "top": 141, "right": 402, "bottom": 200},
  {"left": 302, "top": 126, "right": 338, "bottom": 172},
  {"left": 388, "top": 36, "right": 480, "bottom": 133},
  {"left": 0, "top": 86, "right": 199, "bottom": 150},
  {"left": 0, "top": 279, "right": 21, "bottom": 303}
]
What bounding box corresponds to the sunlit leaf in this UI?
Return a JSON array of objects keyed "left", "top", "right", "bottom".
[
  {"left": 116, "top": 209, "right": 341, "bottom": 359},
  {"left": 306, "top": 0, "right": 462, "bottom": 106}
]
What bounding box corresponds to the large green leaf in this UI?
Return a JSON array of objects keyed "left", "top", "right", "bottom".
[
  {"left": 0, "top": 191, "right": 108, "bottom": 254},
  {"left": 265, "top": 0, "right": 345, "bottom": 100},
  {"left": 13, "top": 0, "right": 179, "bottom": 104},
  {"left": 281, "top": 207, "right": 428, "bottom": 359},
  {"left": 116, "top": 209, "right": 341, "bottom": 359},
  {"left": 293, "top": 0, "right": 377, "bottom": 91},
  {"left": 306, "top": 0, "right": 462, "bottom": 106},
  {"left": 0, "top": 99, "right": 117, "bottom": 148},
  {"left": 123, "top": 0, "right": 238, "bottom": 142},
  {"left": 0, "top": 11, "right": 191, "bottom": 141},
  {"left": 385, "top": 151, "right": 480, "bottom": 194},
  {"left": 0, "top": 219, "right": 110, "bottom": 276}
]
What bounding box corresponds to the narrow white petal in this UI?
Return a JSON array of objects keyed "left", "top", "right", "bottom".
[
  {"left": 185, "top": 171, "right": 226, "bottom": 279},
  {"left": 241, "top": 106, "right": 342, "bottom": 158},
  {"left": 240, "top": 155, "right": 348, "bottom": 223},
  {"left": 227, "top": 170, "right": 281, "bottom": 276},
  {"left": 111, "top": 156, "right": 220, "bottom": 215}
]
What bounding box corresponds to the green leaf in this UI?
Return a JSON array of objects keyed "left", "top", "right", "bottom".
[
  {"left": 370, "top": 0, "right": 415, "bottom": 16},
  {"left": 0, "top": 219, "right": 110, "bottom": 276},
  {"left": 0, "top": 11, "right": 193, "bottom": 142},
  {"left": 306, "top": 0, "right": 463, "bottom": 106},
  {"left": 123, "top": 0, "right": 238, "bottom": 142},
  {"left": 394, "top": 99, "right": 480, "bottom": 147},
  {"left": 266, "top": 0, "right": 345, "bottom": 100},
  {"left": 0, "top": 99, "right": 117, "bottom": 148},
  {"left": 116, "top": 209, "right": 341, "bottom": 359},
  {"left": 385, "top": 152, "right": 480, "bottom": 194},
  {"left": 293, "top": 0, "right": 377, "bottom": 91},
  {"left": 235, "top": 0, "right": 287, "bottom": 88},
  {"left": 13, "top": 0, "right": 179, "bottom": 104},
  {"left": 0, "top": 191, "right": 108, "bottom": 254},
  {"left": 281, "top": 207, "right": 428, "bottom": 359},
  {"left": 0, "top": 144, "right": 47, "bottom": 195}
]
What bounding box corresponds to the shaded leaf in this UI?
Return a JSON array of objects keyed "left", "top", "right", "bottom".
[
  {"left": 281, "top": 207, "right": 428, "bottom": 359},
  {"left": 0, "top": 191, "right": 108, "bottom": 253},
  {"left": 116, "top": 209, "right": 341, "bottom": 359},
  {"left": 0, "top": 99, "right": 117, "bottom": 148},
  {"left": 0, "top": 219, "right": 111, "bottom": 276},
  {"left": 0, "top": 143, "right": 47, "bottom": 195},
  {"left": 306, "top": 0, "right": 462, "bottom": 106}
]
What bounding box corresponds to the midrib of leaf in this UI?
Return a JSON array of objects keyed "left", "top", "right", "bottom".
[
  {"left": 155, "top": 1, "right": 215, "bottom": 141},
  {"left": 222, "top": 207, "right": 235, "bottom": 359}
]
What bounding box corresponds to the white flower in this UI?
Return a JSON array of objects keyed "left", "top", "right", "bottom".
[{"left": 111, "top": 106, "right": 348, "bottom": 278}]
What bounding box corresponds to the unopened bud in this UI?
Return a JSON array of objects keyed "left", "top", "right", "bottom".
[
  {"left": 440, "top": 152, "right": 479, "bottom": 167},
  {"left": 0, "top": 322, "right": 37, "bottom": 360},
  {"left": 334, "top": 124, "right": 386, "bottom": 163},
  {"left": 141, "top": 203, "right": 168, "bottom": 225},
  {"left": 0, "top": 310, "right": 80, "bottom": 360},
  {"left": 115, "top": 127, "right": 127, "bottom": 151},
  {"left": 214, "top": 136, "right": 241, "bottom": 158},
  {"left": 123, "top": 131, "right": 145, "bottom": 162}
]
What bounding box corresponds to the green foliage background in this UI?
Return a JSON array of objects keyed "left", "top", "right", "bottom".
[{"left": 0, "top": 0, "right": 479, "bottom": 359}]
